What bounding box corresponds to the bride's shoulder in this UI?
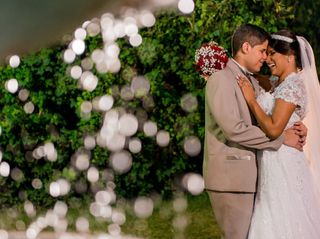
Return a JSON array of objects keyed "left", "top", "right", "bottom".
[
  {"left": 286, "top": 72, "right": 303, "bottom": 83},
  {"left": 273, "top": 72, "right": 306, "bottom": 104},
  {"left": 277, "top": 72, "right": 304, "bottom": 90}
]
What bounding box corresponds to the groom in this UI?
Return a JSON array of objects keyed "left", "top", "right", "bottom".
[{"left": 203, "top": 24, "right": 306, "bottom": 239}]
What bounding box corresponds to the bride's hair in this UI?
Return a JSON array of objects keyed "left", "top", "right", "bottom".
[{"left": 269, "top": 30, "right": 302, "bottom": 69}]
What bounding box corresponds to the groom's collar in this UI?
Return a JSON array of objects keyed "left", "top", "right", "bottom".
[{"left": 231, "top": 58, "right": 254, "bottom": 76}]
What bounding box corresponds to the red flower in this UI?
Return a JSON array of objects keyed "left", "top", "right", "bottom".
[{"left": 195, "top": 41, "right": 228, "bottom": 76}]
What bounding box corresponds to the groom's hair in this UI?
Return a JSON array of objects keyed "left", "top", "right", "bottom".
[{"left": 231, "top": 24, "right": 270, "bottom": 56}]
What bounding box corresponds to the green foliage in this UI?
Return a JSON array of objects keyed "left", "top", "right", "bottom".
[
  {"left": 0, "top": 0, "right": 317, "bottom": 208},
  {"left": 290, "top": 0, "right": 320, "bottom": 75}
]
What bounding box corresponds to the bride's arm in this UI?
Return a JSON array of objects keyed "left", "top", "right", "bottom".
[
  {"left": 237, "top": 76, "right": 296, "bottom": 139},
  {"left": 248, "top": 99, "right": 295, "bottom": 139}
]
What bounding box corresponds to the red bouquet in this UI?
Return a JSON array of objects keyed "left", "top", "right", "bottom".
[{"left": 195, "top": 41, "right": 228, "bottom": 76}]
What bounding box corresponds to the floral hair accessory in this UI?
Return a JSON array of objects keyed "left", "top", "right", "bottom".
[{"left": 195, "top": 41, "right": 228, "bottom": 76}]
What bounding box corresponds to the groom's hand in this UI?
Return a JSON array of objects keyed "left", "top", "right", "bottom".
[
  {"left": 292, "top": 121, "right": 308, "bottom": 136},
  {"left": 283, "top": 128, "right": 304, "bottom": 151},
  {"left": 292, "top": 121, "right": 308, "bottom": 146}
]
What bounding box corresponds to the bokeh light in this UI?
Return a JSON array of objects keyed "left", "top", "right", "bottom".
[
  {"left": 134, "top": 196, "right": 154, "bottom": 219},
  {"left": 63, "top": 49, "right": 76, "bottom": 63},
  {"left": 120, "top": 85, "right": 134, "bottom": 101},
  {"left": 24, "top": 201, "right": 36, "bottom": 218},
  {"left": 118, "top": 113, "right": 138, "bottom": 136},
  {"left": 81, "top": 57, "right": 94, "bottom": 70},
  {"left": 11, "top": 167, "right": 24, "bottom": 182},
  {"left": 80, "top": 101, "right": 93, "bottom": 114},
  {"left": 9, "top": 55, "right": 21, "bottom": 68},
  {"left": 70, "top": 65, "right": 82, "bottom": 79},
  {"left": 5, "top": 78, "right": 19, "bottom": 93},
  {"left": 86, "top": 21, "right": 101, "bottom": 37},
  {"left": 180, "top": 93, "right": 198, "bottom": 112},
  {"left": 74, "top": 152, "right": 90, "bottom": 171},
  {"left": 74, "top": 27, "right": 87, "bottom": 40},
  {"left": 109, "top": 150, "right": 132, "bottom": 174},
  {"left": 95, "top": 190, "right": 112, "bottom": 206},
  {"left": 173, "top": 197, "right": 188, "bottom": 213},
  {"left": 32, "top": 178, "right": 43, "bottom": 189},
  {"left": 23, "top": 101, "right": 35, "bottom": 114},
  {"left": 182, "top": 173, "right": 205, "bottom": 195},
  {"left": 114, "top": 20, "right": 126, "bottom": 38},
  {"left": 131, "top": 76, "right": 150, "bottom": 97},
  {"left": 87, "top": 166, "right": 99, "bottom": 183},
  {"left": 183, "top": 136, "right": 201, "bottom": 156},
  {"left": 49, "top": 182, "right": 61, "bottom": 197},
  {"left": 125, "top": 23, "right": 138, "bottom": 36},
  {"left": 71, "top": 39, "right": 86, "bottom": 55},
  {"left": 139, "top": 11, "right": 156, "bottom": 27},
  {"left": 105, "top": 43, "right": 120, "bottom": 58},
  {"left": 92, "top": 95, "right": 114, "bottom": 111},
  {"left": 80, "top": 71, "right": 99, "bottom": 92},
  {"left": 105, "top": 133, "right": 126, "bottom": 152},
  {"left": 143, "top": 120, "right": 158, "bottom": 137},
  {"left": 111, "top": 209, "right": 126, "bottom": 225},
  {"left": 84, "top": 135, "right": 96, "bottom": 150},
  {"left": 18, "top": 89, "right": 30, "bottom": 101},
  {"left": 75, "top": 217, "right": 89, "bottom": 232},
  {"left": 129, "top": 33, "right": 143, "bottom": 47},
  {"left": 156, "top": 130, "right": 170, "bottom": 147},
  {"left": 108, "top": 223, "right": 121, "bottom": 236},
  {"left": 0, "top": 161, "right": 10, "bottom": 177},
  {"left": 172, "top": 214, "right": 188, "bottom": 231},
  {"left": 53, "top": 201, "right": 68, "bottom": 218},
  {"left": 178, "top": 0, "right": 195, "bottom": 14},
  {"left": 57, "top": 178, "right": 71, "bottom": 196},
  {"left": 128, "top": 138, "right": 142, "bottom": 154}
]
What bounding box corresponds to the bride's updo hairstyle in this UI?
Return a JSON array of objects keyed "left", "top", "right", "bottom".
[{"left": 269, "top": 30, "right": 302, "bottom": 69}]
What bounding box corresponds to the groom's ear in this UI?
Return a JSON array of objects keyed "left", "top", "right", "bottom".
[{"left": 241, "top": 42, "right": 251, "bottom": 54}]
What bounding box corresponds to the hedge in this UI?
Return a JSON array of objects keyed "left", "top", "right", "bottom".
[{"left": 0, "top": 0, "right": 317, "bottom": 207}]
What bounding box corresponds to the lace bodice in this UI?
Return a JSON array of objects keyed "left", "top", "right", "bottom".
[{"left": 256, "top": 72, "right": 307, "bottom": 128}]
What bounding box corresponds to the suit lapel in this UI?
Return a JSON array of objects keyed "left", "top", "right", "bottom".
[{"left": 226, "top": 60, "right": 259, "bottom": 126}]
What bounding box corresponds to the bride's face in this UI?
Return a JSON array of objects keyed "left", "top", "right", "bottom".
[{"left": 266, "top": 46, "right": 288, "bottom": 78}]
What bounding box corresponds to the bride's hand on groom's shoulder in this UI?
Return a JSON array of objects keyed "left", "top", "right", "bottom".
[{"left": 237, "top": 74, "right": 255, "bottom": 104}]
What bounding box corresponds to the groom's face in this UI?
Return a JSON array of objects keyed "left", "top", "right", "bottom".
[{"left": 246, "top": 40, "right": 268, "bottom": 73}]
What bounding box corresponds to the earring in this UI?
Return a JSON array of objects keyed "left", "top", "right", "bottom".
[{"left": 287, "top": 56, "right": 290, "bottom": 63}]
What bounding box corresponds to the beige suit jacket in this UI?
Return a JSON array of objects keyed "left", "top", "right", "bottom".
[{"left": 203, "top": 59, "right": 284, "bottom": 193}]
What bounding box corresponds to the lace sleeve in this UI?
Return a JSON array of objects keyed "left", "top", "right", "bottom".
[{"left": 273, "top": 73, "right": 307, "bottom": 118}]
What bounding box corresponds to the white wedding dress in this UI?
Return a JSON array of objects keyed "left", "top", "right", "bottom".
[{"left": 248, "top": 72, "right": 320, "bottom": 239}]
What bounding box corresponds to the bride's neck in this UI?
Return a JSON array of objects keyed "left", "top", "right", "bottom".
[{"left": 278, "top": 67, "right": 298, "bottom": 83}]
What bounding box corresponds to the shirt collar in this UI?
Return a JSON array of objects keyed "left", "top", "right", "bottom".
[{"left": 231, "top": 58, "right": 253, "bottom": 75}]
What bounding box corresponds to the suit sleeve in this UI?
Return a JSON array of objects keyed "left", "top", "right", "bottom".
[{"left": 206, "top": 73, "right": 284, "bottom": 150}]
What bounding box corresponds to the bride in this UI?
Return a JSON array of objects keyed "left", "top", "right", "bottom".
[{"left": 237, "top": 30, "right": 320, "bottom": 238}]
